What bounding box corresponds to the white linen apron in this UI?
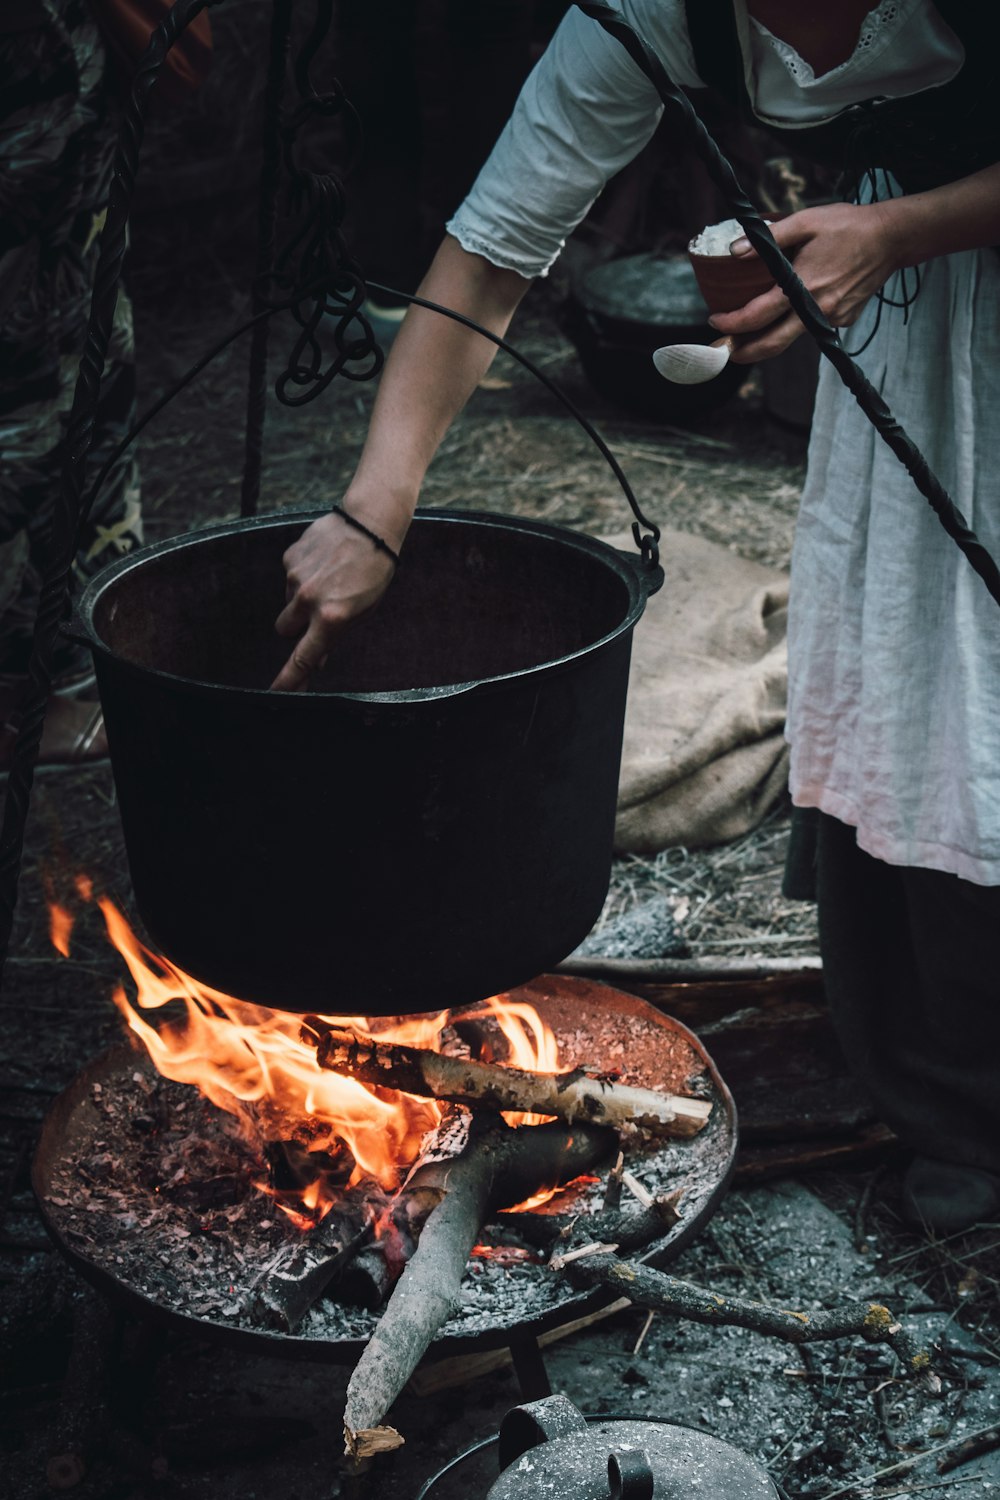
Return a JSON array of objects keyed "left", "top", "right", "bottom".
[{"left": 447, "top": 0, "right": 1000, "bottom": 883}]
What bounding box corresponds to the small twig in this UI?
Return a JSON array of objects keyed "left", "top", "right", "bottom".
[
  {"left": 853, "top": 1165, "right": 887, "bottom": 1253},
  {"left": 549, "top": 1241, "right": 619, "bottom": 1272},
  {"left": 557, "top": 1191, "right": 683, "bottom": 1261},
  {"left": 622, "top": 1170, "right": 654, "bottom": 1208},
  {"left": 855, "top": 1479, "right": 980, "bottom": 1499},
  {"left": 631, "top": 1309, "right": 655, "bottom": 1355},
  {"left": 936, "top": 1339, "right": 1000, "bottom": 1368},
  {"left": 813, "top": 1422, "right": 1000, "bottom": 1499},
  {"left": 936, "top": 1421, "right": 1000, "bottom": 1475},
  {"left": 603, "top": 1152, "right": 625, "bottom": 1211}
]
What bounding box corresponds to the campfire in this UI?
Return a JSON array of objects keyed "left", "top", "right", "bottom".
[{"left": 36, "top": 879, "right": 733, "bottom": 1458}]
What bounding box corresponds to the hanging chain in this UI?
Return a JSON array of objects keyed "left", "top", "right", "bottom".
[{"left": 264, "top": 0, "right": 383, "bottom": 408}]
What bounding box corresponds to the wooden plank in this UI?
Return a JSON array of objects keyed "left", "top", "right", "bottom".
[{"left": 406, "top": 1298, "right": 633, "bottom": 1397}]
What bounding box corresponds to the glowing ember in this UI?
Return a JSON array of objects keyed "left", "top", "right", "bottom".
[
  {"left": 504, "top": 1172, "right": 603, "bottom": 1216},
  {"left": 51, "top": 884, "right": 569, "bottom": 1225},
  {"left": 470, "top": 1244, "right": 542, "bottom": 1266}
]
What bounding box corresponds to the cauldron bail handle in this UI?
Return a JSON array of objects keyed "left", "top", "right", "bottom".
[
  {"left": 365, "top": 279, "right": 662, "bottom": 573},
  {"left": 609, "top": 1449, "right": 655, "bottom": 1500},
  {"left": 497, "top": 1394, "right": 589, "bottom": 1473},
  {"left": 575, "top": 1, "right": 1000, "bottom": 613}
]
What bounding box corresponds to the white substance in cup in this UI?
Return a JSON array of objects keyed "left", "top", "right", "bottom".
[{"left": 688, "top": 217, "right": 770, "bottom": 256}]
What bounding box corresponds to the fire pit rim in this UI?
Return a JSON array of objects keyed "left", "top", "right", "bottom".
[{"left": 72, "top": 508, "right": 661, "bottom": 705}]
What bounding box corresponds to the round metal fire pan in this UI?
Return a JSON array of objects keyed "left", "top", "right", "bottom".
[{"left": 32, "top": 979, "right": 736, "bottom": 1364}]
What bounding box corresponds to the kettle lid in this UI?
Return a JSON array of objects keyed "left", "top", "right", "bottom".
[{"left": 486, "top": 1396, "right": 778, "bottom": 1500}]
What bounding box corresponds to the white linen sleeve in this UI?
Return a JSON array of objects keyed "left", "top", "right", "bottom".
[{"left": 446, "top": 0, "right": 704, "bottom": 279}]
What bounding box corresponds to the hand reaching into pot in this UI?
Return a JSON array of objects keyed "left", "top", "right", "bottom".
[
  {"left": 271, "top": 236, "right": 531, "bottom": 691},
  {"left": 270, "top": 507, "right": 403, "bottom": 691}
]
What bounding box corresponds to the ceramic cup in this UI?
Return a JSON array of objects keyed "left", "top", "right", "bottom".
[{"left": 687, "top": 217, "right": 783, "bottom": 314}]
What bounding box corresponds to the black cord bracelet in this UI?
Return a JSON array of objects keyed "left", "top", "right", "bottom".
[{"left": 331, "top": 504, "right": 401, "bottom": 565}]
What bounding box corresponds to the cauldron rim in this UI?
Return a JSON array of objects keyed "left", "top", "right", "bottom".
[{"left": 75, "top": 507, "right": 660, "bottom": 704}]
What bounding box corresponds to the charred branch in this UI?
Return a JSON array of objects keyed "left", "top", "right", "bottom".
[
  {"left": 338, "top": 1244, "right": 397, "bottom": 1310},
  {"left": 343, "top": 1116, "right": 616, "bottom": 1458},
  {"left": 303, "top": 1021, "right": 711, "bottom": 1138},
  {"left": 603, "top": 1150, "right": 625, "bottom": 1210},
  {"left": 554, "top": 1189, "right": 684, "bottom": 1259},
  {"left": 937, "top": 1422, "right": 1000, "bottom": 1475},
  {"left": 253, "top": 1201, "right": 376, "bottom": 1332}
]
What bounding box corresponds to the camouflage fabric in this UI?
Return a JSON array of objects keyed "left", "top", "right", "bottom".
[{"left": 0, "top": 0, "right": 142, "bottom": 675}]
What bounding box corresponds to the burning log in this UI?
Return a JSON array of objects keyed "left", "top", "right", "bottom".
[
  {"left": 252, "top": 1198, "right": 377, "bottom": 1332},
  {"left": 343, "top": 1114, "right": 616, "bottom": 1459},
  {"left": 338, "top": 1244, "right": 397, "bottom": 1310},
  {"left": 304, "top": 1020, "right": 711, "bottom": 1138},
  {"left": 339, "top": 1202, "right": 425, "bottom": 1311}
]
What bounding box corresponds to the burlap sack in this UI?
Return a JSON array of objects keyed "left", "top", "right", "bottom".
[{"left": 609, "top": 528, "right": 790, "bottom": 853}]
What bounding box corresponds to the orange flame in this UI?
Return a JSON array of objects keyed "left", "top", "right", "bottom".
[
  {"left": 48, "top": 903, "right": 74, "bottom": 958},
  {"left": 482, "top": 995, "right": 563, "bottom": 1127},
  {"left": 53, "top": 885, "right": 570, "bottom": 1224},
  {"left": 43, "top": 871, "right": 94, "bottom": 957}
]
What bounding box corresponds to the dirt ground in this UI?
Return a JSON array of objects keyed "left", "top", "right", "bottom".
[{"left": 2, "top": 227, "right": 999, "bottom": 1500}]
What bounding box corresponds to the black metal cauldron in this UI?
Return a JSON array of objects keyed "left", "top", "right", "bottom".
[{"left": 76, "top": 508, "right": 662, "bottom": 1014}]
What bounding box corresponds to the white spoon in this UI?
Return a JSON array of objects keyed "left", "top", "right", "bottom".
[{"left": 652, "top": 336, "right": 734, "bottom": 385}]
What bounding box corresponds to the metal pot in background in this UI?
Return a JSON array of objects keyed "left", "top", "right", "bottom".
[
  {"left": 561, "top": 252, "right": 751, "bottom": 421},
  {"left": 75, "top": 509, "right": 662, "bottom": 1015}
]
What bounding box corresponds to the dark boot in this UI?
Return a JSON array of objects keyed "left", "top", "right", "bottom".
[{"left": 901, "top": 1158, "right": 1000, "bottom": 1234}]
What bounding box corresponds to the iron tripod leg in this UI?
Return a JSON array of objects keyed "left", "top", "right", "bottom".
[{"left": 508, "top": 1334, "right": 552, "bottom": 1401}]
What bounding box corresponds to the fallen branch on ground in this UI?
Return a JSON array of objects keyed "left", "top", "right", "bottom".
[
  {"left": 303, "top": 1019, "right": 711, "bottom": 1138},
  {"left": 937, "top": 1422, "right": 1000, "bottom": 1475},
  {"left": 556, "top": 1251, "right": 937, "bottom": 1386}
]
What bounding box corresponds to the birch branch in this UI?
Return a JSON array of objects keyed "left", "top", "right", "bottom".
[
  {"left": 343, "top": 1117, "right": 616, "bottom": 1459},
  {"left": 303, "top": 1020, "right": 711, "bottom": 1138}
]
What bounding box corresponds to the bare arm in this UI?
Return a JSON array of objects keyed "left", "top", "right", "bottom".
[
  {"left": 272, "top": 235, "right": 532, "bottom": 690},
  {"left": 710, "top": 161, "right": 1000, "bottom": 363}
]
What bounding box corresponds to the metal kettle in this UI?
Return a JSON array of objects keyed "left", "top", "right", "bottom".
[{"left": 485, "top": 1394, "right": 779, "bottom": 1499}]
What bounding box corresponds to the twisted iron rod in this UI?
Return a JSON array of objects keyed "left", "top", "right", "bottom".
[{"left": 577, "top": 1, "right": 1000, "bottom": 608}]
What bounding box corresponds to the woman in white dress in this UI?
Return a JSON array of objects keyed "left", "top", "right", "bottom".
[{"left": 274, "top": 2, "right": 1000, "bottom": 1231}]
